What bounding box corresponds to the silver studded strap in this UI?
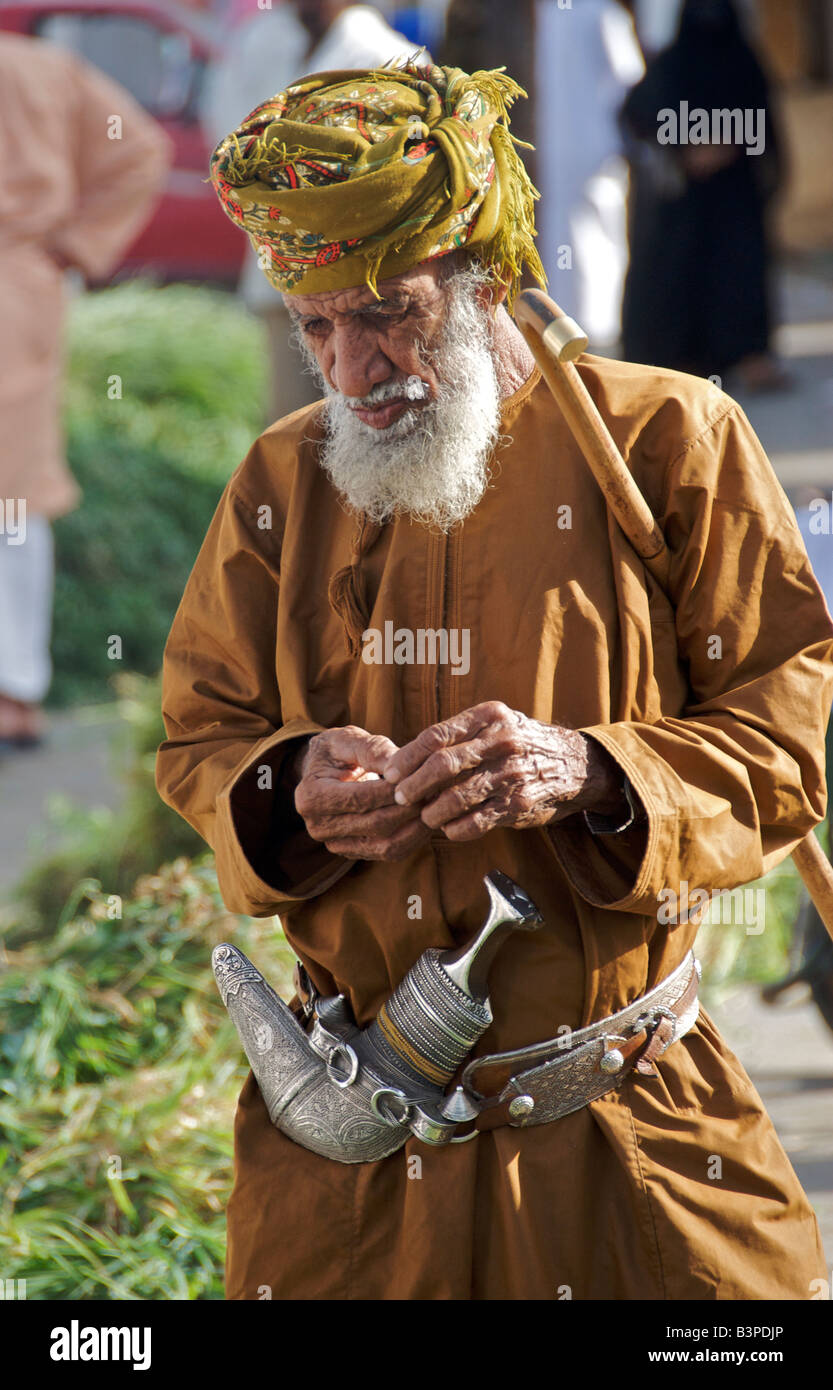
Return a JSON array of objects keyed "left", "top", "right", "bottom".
[{"left": 461, "top": 952, "right": 700, "bottom": 1131}]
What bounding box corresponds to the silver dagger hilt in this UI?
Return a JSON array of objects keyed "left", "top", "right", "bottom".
[
  {"left": 442, "top": 870, "right": 544, "bottom": 999},
  {"left": 359, "top": 871, "right": 544, "bottom": 1094}
]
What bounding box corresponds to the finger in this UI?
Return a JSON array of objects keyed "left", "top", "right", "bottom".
[
  {"left": 384, "top": 702, "right": 524, "bottom": 795},
  {"left": 322, "top": 726, "right": 400, "bottom": 775},
  {"left": 419, "top": 768, "right": 500, "bottom": 827},
  {"left": 394, "top": 740, "right": 503, "bottom": 808},
  {"left": 296, "top": 774, "right": 398, "bottom": 818},
  {"left": 440, "top": 798, "right": 507, "bottom": 842},
  {"left": 323, "top": 818, "right": 431, "bottom": 861},
  {"left": 393, "top": 727, "right": 526, "bottom": 807},
  {"left": 306, "top": 800, "right": 425, "bottom": 842},
  {"left": 382, "top": 707, "right": 498, "bottom": 787}
]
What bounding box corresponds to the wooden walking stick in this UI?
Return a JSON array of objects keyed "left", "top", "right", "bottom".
[{"left": 514, "top": 288, "right": 833, "bottom": 945}]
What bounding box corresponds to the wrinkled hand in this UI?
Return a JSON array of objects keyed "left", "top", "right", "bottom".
[
  {"left": 381, "top": 701, "right": 625, "bottom": 842},
  {"left": 293, "top": 726, "right": 432, "bottom": 861}
]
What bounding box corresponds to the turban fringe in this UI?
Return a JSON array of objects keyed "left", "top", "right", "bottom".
[{"left": 209, "top": 62, "right": 546, "bottom": 303}]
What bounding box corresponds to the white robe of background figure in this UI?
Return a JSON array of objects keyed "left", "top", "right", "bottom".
[{"left": 534, "top": 0, "right": 644, "bottom": 348}]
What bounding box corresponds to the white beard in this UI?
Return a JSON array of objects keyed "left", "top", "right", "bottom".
[{"left": 297, "top": 268, "right": 503, "bottom": 530}]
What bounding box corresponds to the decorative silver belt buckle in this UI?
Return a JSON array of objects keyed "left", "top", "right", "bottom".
[{"left": 632, "top": 1003, "right": 677, "bottom": 1048}]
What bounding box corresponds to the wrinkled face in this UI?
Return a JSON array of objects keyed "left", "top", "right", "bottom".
[
  {"left": 285, "top": 258, "right": 504, "bottom": 531},
  {"left": 286, "top": 262, "right": 454, "bottom": 430}
]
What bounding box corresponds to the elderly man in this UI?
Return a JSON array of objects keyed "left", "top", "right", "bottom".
[{"left": 156, "top": 63, "right": 833, "bottom": 1300}]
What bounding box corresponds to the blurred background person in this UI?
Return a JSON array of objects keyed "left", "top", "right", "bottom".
[
  {"left": 0, "top": 32, "right": 171, "bottom": 750},
  {"left": 631, "top": 0, "right": 684, "bottom": 56},
  {"left": 445, "top": 0, "right": 643, "bottom": 347},
  {"left": 620, "top": 0, "right": 786, "bottom": 388},
  {"left": 203, "top": 1, "right": 417, "bottom": 425},
  {"left": 294, "top": 0, "right": 418, "bottom": 66},
  {"left": 444, "top": 0, "right": 537, "bottom": 167},
  {"left": 533, "top": 0, "right": 644, "bottom": 346},
  {"left": 203, "top": 2, "right": 308, "bottom": 148}
]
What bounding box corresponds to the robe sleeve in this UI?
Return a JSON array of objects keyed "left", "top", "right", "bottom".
[
  {"left": 550, "top": 400, "right": 833, "bottom": 915},
  {"left": 155, "top": 481, "right": 355, "bottom": 917},
  {"left": 47, "top": 51, "right": 173, "bottom": 281}
]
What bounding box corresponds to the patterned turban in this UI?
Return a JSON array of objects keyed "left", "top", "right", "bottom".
[{"left": 208, "top": 62, "right": 546, "bottom": 303}]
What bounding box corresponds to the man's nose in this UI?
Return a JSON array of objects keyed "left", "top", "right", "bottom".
[{"left": 329, "top": 324, "right": 390, "bottom": 399}]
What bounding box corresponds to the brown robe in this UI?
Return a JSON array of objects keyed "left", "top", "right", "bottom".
[
  {"left": 156, "top": 356, "right": 833, "bottom": 1299},
  {"left": 0, "top": 34, "right": 171, "bottom": 519}
]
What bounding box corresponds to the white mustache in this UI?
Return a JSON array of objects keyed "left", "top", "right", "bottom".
[{"left": 342, "top": 378, "right": 432, "bottom": 411}]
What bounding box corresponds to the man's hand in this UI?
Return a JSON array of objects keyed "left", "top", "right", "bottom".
[
  {"left": 381, "top": 701, "right": 626, "bottom": 842},
  {"left": 293, "top": 726, "right": 432, "bottom": 861}
]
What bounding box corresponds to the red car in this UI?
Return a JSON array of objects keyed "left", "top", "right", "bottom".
[{"left": 0, "top": 0, "right": 245, "bottom": 283}]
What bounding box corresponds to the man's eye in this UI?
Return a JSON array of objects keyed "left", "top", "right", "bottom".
[{"left": 300, "top": 318, "right": 328, "bottom": 334}]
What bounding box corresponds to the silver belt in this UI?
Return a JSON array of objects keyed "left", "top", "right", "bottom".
[{"left": 459, "top": 951, "right": 701, "bottom": 1135}]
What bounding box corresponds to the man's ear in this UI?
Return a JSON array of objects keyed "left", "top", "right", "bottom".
[{"left": 476, "top": 279, "right": 508, "bottom": 318}]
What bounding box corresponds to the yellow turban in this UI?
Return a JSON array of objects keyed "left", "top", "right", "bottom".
[{"left": 209, "top": 62, "right": 545, "bottom": 303}]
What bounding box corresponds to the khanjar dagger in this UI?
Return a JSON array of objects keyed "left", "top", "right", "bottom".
[{"left": 212, "top": 871, "right": 543, "bottom": 1163}]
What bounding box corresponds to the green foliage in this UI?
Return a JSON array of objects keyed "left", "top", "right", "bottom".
[
  {"left": 51, "top": 282, "right": 267, "bottom": 707},
  {"left": 695, "top": 858, "right": 803, "bottom": 1006},
  {"left": 0, "top": 858, "right": 295, "bottom": 1300}
]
